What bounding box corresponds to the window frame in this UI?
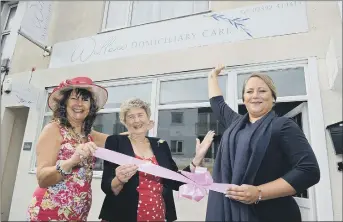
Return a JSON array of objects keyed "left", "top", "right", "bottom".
[
  {"left": 29, "top": 77, "right": 156, "bottom": 175},
  {"left": 1, "top": 1, "right": 18, "bottom": 58},
  {"left": 230, "top": 59, "right": 309, "bottom": 108},
  {"left": 27, "top": 58, "right": 335, "bottom": 221},
  {"left": 29, "top": 58, "right": 310, "bottom": 177},
  {"left": 100, "top": 1, "right": 212, "bottom": 33},
  {"left": 170, "top": 140, "right": 183, "bottom": 155},
  {"left": 171, "top": 112, "right": 184, "bottom": 124}
]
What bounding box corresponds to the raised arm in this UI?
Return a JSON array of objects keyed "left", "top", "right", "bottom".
[{"left": 208, "top": 65, "right": 241, "bottom": 128}]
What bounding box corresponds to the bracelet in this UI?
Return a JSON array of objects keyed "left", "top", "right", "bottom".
[
  {"left": 115, "top": 176, "right": 126, "bottom": 185},
  {"left": 254, "top": 187, "right": 262, "bottom": 204},
  {"left": 56, "top": 160, "right": 72, "bottom": 177}
]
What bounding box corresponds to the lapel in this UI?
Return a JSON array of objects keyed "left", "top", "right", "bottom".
[
  {"left": 147, "top": 137, "right": 169, "bottom": 169},
  {"left": 121, "top": 135, "right": 136, "bottom": 157},
  {"left": 121, "top": 136, "right": 169, "bottom": 169}
]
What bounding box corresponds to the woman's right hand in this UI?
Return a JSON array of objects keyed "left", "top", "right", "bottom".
[
  {"left": 70, "top": 142, "right": 98, "bottom": 166},
  {"left": 210, "top": 64, "right": 225, "bottom": 77},
  {"left": 115, "top": 164, "right": 139, "bottom": 183}
]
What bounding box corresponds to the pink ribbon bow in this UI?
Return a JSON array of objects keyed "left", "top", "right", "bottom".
[
  {"left": 94, "top": 148, "right": 230, "bottom": 202},
  {"left": 178, "top": 167, "right": 213, "bottom": 201}
]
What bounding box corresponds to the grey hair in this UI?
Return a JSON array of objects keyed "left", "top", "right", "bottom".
[{"left": 119, "top": 98, "right": 151, "bottom": 124}]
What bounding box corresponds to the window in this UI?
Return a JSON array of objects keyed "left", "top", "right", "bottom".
[
  {"left": 32, "top": 82, "right": 152, "bottom": 172},
  {"left": 105, "top": 83, "right": 152, "bottom": 109},
  {"left": 91, "top": 83, "right": 152, "bottom": 171},
  {"left": 235, "top": 63, "right": 310, "bottom": 199},
  {"left": 338, "top": 1, "right": 342, "bottom": 20},
  {"left": 93, "top": 112, "right": 127, "bottom": 171},
  {"left": 159, "top": 76, "right": 227, "bottom": 105},
  {"left": 171, "top": 112, "right": 183, "bottom": 124},
  {"left": 1, "top": 1, "right": 17, "bottom": 59},
  {"left": 237, "top": 67, "right": 307, "bottom": 100},
  {"left": 32, "top": 62, "right": 311, "bottom": 178},
  {"left": 103, "top": 1, "right": 209, "bottom": 30},
  {"left": 170, "top": 140, "right": 183, "bottom": 154},
  {"left": 157, "top": 75, "right": 227, "bottom": 172}
]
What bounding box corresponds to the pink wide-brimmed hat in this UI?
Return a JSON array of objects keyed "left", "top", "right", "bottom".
[{"left": 48, "top": 77, "right": 108, "bottom": 111}]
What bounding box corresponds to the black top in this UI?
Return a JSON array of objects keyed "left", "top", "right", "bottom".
[
  {"left": 209, "top": 96, "right": 320, "bottom": 222},
  {"left": 234, "top": 122, "right": 259, "bottom": 164},
  {"left": 98, "top": 135, "right": 190, "bottom": 222}
]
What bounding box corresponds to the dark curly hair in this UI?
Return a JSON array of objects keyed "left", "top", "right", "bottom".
[{"left": 52, "top": 88, "right": 98, "bottom": 137}]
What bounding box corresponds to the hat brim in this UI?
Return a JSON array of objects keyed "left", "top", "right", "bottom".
[{"left": 48, "top": 84, "right": 108, "bottom": 111}]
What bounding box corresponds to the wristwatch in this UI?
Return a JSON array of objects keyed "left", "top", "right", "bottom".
[{"left": 56, "top": 160, "right": 72, "bottom": 177}]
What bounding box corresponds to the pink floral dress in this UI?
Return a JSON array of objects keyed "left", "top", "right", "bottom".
[{"left": 27, "top": 123, "right": 95, "bottom": 221}]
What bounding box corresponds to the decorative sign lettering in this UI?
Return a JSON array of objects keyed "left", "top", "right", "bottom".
[
  {"left": 21, "top": 1, "right": 53, "bottom": 45},
  {"left": 50, "top": 1, "right": 308, "bottom": 68}
]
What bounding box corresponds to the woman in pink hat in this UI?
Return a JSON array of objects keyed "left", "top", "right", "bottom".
[{"left": 27, "top": 77, "right": 108, "bottom": 221}]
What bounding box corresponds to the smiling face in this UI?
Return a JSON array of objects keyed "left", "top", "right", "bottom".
[
  {"left": 124, "top": 107, "right": 152, "bottom": 134},
  {"left": 243, "top": 77, "right": 275, "bottom": 120},
  {"left": 66, "top": 89, "right": 91, "bottom": 123}
]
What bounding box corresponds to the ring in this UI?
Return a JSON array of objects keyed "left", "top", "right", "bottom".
[{"left": 125, "top": 173, "right": 129, "bottom": 177}]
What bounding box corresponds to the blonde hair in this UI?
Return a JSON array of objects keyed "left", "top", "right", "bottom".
[
  {"left": 242, "top": 73, "right": 277, "bottom": 102},
  {"left": 119, "top": 98, "right": 151, "bottom": 124}
]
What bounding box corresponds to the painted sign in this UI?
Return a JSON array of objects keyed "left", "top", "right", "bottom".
[
  {"left": 49, "top": 1, "right": 308, "bottom": 68},
  {"left": 20, "top": 1, "right": 53, "bottom": 45},
  {"left": 1, "top": 76, "right": 41, "bottom": 108}
]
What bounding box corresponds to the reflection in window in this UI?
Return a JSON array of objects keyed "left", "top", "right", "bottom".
[
  {"left": 157, "top": 108, "right": 225, "bottom": 173},
  {"left": 237, "top": 67, "right": 306, "bottom": 99},
  {"left": 93, "top": 113, "right": 127, "bottom": 171},
  {"left": 1, "top": 3, "right": 17, "bottom": 59},
  {"left": 45, "top": 93, "right": 52, "bottom": 112},
  {"left": 42, "top": 115, "right": 53, "bottom": 127},
  {"left": 238, "top": 102, "right": 308, "bottom": 198},
  {"left": 104, "top": 83, "right": 152, "bottom": 109},
  {"left": 171, "top": 112, "right": 183, "bottom": 124},
  {"left": 171, "top": 140, "right": 183, "bottom": 154},
  {"left": 104, "top": 1, "right": 209, "bottom": 30},
  {"left": 159, "top": 76, "right": 227, "bottom": 105}
]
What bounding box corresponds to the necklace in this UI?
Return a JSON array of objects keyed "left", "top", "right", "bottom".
[
  {"left": 70, "top": 127, "right": 86, "bottom": 141},
  {"left": 128, "top": 135, "right": 147, "bottom": 144},
  {"left": 128, "top": 136, "right": 152, "bottom": 159}
]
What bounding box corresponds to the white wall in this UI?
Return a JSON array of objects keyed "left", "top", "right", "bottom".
[{"left": 316, "top": 57, "right": 343, "bottom": 221}]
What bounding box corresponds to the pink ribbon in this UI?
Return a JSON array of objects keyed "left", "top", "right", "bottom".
[{"left": 94, "top": 148, "right": 230, "bottom": 201}]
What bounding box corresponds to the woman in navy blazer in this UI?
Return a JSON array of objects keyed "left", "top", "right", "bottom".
[
  {"left": 96, "top": 98, "right": 215, "bottom": 222},
  {"left": 205, "top": 65, "right": 320, "bottom": 222}
]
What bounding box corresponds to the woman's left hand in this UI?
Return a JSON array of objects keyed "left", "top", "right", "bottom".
[
  {"left": 225, "top": 184, "right": 260, "bottom": 204},
  {"left": 193, "top": 130, "right": 215, "bottom": 165}
]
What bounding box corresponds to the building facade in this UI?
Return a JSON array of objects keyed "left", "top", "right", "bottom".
[{"left": 1, "top": 1, "right": 342, "bottom": 221}]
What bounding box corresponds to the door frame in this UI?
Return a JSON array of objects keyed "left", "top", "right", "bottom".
[
  {"left": 227, "top": 57, "right": 334, "bottom": 220},
  {"left": 284, "top": 102, "right": 316, "bottom": 220}
]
